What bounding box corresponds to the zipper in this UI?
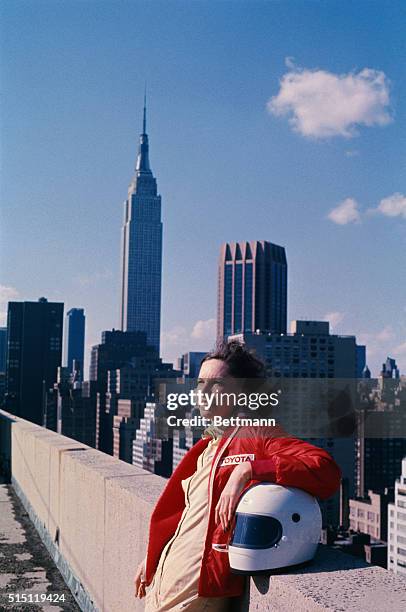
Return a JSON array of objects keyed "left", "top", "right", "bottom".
[
  {"left": 156, "top": 439, "right": 213, "bottom": 599},
  {"left": 202, "top": 426, "right": 240, "bottom": 555}
]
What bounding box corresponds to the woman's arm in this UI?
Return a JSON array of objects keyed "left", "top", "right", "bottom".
[
  {"left": 215, "top": 435, "right": 342, "bottom": 529},
  {"left": 250, "top": 436, "right": 342, "bottom": 500}
]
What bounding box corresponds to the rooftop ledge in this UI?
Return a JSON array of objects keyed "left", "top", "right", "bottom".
[{"left": 1, "top": 408, "right": 405, "bottom": 612}]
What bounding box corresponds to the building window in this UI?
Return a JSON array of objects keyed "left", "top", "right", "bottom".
[
  {"left": 234, "top": 263, "right": 243, "bottom": 333},
  {"left": 244, "top": 262, "right": 253, "bottom": 331},
  {"left": 224, "top": 265, "right": 233, "bottom": 336}
]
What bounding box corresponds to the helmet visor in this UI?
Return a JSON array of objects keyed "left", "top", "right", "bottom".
[{"left": 231, "top": 512, "right": 283, "bottom": 549}]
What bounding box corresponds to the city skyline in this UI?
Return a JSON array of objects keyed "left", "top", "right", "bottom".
[{"left": 1, "top": 1, "right": 405, "bottom": 376}]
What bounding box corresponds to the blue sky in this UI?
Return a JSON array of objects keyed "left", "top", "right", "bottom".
[{"left": 1, "top": 0, "right": 405, "bottom": 376}]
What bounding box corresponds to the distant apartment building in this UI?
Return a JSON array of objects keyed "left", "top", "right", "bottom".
[
  {"left": 349, "top": 489, "right": 393, "bottom": 542},
  {"left": 388, "top": 457, "right": 406, "bottom": 577},
  {"left": 217, "top": 240, "right": 287, "bottom": 341},
  {"left": 5, "top": 298, "right": 63, "bottom": 425},
  {"left": 132, "top": 402, "right": 173, "bottom": 476},
  {"left": 63, "top": 308, "right": 85, "bottom": 381},
  {"left": 172, "top": 415, "right": 203, "bottom": 470},
  {"left": 356, "top": 365, "right": 406, "bottom": 498},
  {"left": 113, "top": 399, "right": 140, "bottom": 464}
]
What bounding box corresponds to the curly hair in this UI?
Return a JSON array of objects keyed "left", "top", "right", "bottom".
[
  {"left": 201, "top": 340, "right": 266, "bottom": 384},
  {"left": 200, "top": 341, "right": 280, "bottom": 419}
]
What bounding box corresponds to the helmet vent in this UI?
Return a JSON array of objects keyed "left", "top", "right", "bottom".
[{"left": 292, "top": 513, "right": 301, "bottom": 523}]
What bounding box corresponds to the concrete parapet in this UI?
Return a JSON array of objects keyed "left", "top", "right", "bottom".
[{"left": 1, "top": 409, "right": 405, "bottom": 612}]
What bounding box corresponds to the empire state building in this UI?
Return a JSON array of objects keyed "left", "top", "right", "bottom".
[{"left": 120, "top": 97, "right": 162, "bottom": 354}]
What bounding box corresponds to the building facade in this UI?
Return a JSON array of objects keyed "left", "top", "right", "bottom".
[
  {"left": 355, "top": 369, "right": 406, "bottom": 498},
  {"left": 133, "top": 402, "right": 173, "bottom": 476},
  {"left": 230, "top": 320, "right": 359, "bottom": 379},
  {"left": 217, "top": 240, "right": 287, "bottom": 341},
  {"left": 230, "top": 320, "right": 362, "bottom": 528},
  {"left": 89, "top": 329, "right": 159, "bottom": 452},
  {"left": 63, "top": 308, "right": 85, "bottom": 381},
  {"left": 0, "top": 327, "right": 7, "bottom": 373},
  {"left": 349, "top": 489, "right": 393, "bottom": 542},
  {"left": 176, "top": 351, "right": 207, "bottom": 378},
  {"left": 44, "top": 365, "right": 97, "bottom": 448},
  {"left": 5, "top": 298, "right": 63, "bottom": 425},
  {"left": 120, "top": 97, "right": 162, "bottom": 354},
  {"left": 388, "top": 457, "right": 406, "bottom": 577}
]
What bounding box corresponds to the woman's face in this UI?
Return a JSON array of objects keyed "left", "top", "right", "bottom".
[{"left": 196, "top": 359, "right": 241, "bottom": 420}]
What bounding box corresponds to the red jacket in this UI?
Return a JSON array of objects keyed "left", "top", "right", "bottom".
[{"left": 145, "top": 426, "right": 341, "bottom": 598}]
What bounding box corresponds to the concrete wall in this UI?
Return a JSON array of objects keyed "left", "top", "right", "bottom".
[{"left": 1, "top": 409, "right": 406, "bottom": 612}]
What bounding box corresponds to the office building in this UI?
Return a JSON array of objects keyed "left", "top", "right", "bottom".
[
  {"left": 63, "top": 308, "right": 85, "bottom": 381},
  {"left": 230, "top": 320, "right": 361, "bottom": 527},
  {"left": 217, "top": 240, "right": 287, "bottom": 341},
  {"left": 230, "top": 320, "right": 359, "bottom": 379},
  {"left": 44, "top": 364, "right": 97, "bottom": 447},
  {"left": 5, "top": 298, "right": 63, "bottom": 425},
  {"left": 176, "top": 351, "right": 207, "bottom": 378},
  {"left": 0, "top": 327, "right": 7, "bottom": 406},
  {"left": 89, "top": 329, "right": 158, "bottom": 452},
  {"left": 120, "top": 96, "right": 162, "bottom": 353},
  {"left": 0, "top": 327, "right": 7, "bottom": 373},
  {"left": 356, "top": 344, "right": 366, "bottom": 378}
]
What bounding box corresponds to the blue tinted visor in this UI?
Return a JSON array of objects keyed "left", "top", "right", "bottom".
[{"left": 231, "top": 512, "right": 283, "bottom": 549}]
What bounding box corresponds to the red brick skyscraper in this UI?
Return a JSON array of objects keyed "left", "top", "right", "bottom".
[{"left": 217, "top": 240, "right": 287, "bottom": 341}]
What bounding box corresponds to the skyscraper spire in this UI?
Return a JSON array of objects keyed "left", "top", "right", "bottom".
[
  {"left": 143, "top": 85, "right": 147, "bottom": 135},
  {"left": 135, "top": 91, "right": 151, "bottom": 174}
]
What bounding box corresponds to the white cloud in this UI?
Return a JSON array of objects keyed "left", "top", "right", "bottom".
[
  {"left": 161, "top": 325, "right": 189, "bottom": 348},
  {"left": 328, "top": 198, "right": 361, "bottom": 225},
  {"left": 377, "top": 193, "right": 406, "bottom": 219},
  {"left": 354, "top": 327, "right": 406, "bottom": 376},
  {"left": 323, "top": 311, "right": 345, "bottom": 330},
  {"left": 0, "top": 285, "right": 20, "bottom": 326},
  {"left": 191, "top": 318, "right": 216, "bottom": 340},
  {"left": 358, "top": 326, "right": 396, "bottom": 359},
  {"left": 161, "top": 319, "right": 215, "bottom": 365},
  {"left": 268, "top": 64, "right": 391, "bottom": 138}
]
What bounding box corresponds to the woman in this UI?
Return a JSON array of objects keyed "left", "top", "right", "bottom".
[{"left": 134, "top": 341, "right": 341, "bottom": 611}]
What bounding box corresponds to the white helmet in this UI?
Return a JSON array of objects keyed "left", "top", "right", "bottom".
[{"left": 223, "top": 483, "right": 321, "bottom": 573}]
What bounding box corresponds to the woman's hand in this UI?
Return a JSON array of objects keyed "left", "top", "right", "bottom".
[
  {"left": 215, "top": 462, "right": 252, "bottom": 531},
  {"left": 134, "top": 558, "right": 147, "bottom": 599}
]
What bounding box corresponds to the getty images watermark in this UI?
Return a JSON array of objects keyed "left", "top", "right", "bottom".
[{"left": 166, "top": 389, "right": 280, "bottom": 428}]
